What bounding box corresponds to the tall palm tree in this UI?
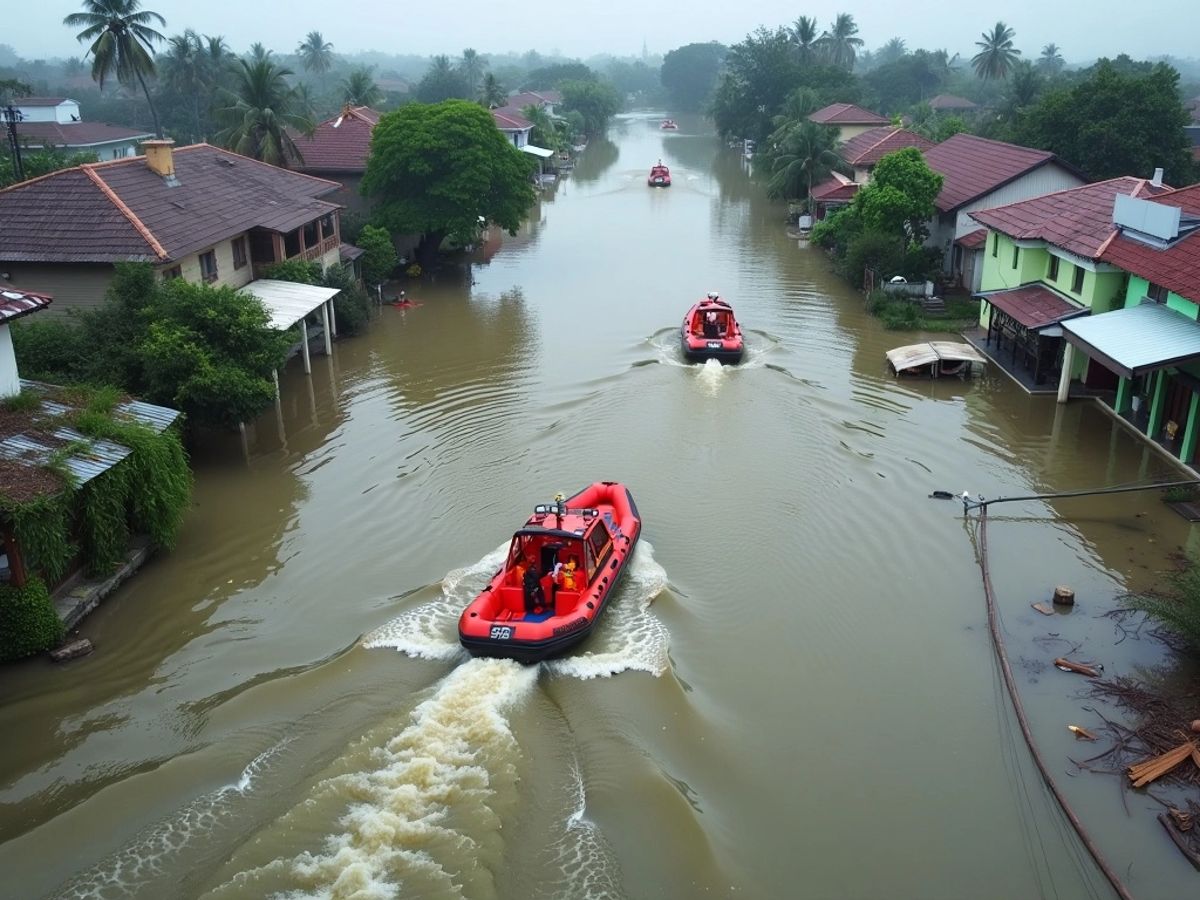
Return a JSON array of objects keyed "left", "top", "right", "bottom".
[
  {"left": 1038, "top": 43, "right": 1065, "bottom": 75},
  {"left": 460, "top": 48, "right": 485, "bottom": 96},
  {"left": 478, "top": 72, "right": 506, "bottom": 108},
  {"left": 1002, "top": 61, "right": 1043, "bottom": 114},
  {"left": 63, "top": 0, "right": 166, "bottom": 137},
  {"left": 161, "top": 29, "right": 205, "bottom": 139},
  {"left": 765, "top": 119, "right": 840, "bottom": 204},
  {"left": 214, "top": 57, "right": 313, "bottom": 166},
  {"left": 818, "top": 14, "right": 865, "bottom": 70},
  {"left": 792, "top": 16, "right": 820, "bottom": 63},
  {"left": 297, "top": 31, "right": 334, "bottom": 78},
  {"left": 340, "top": 67, "right": 381, "bottom": 107},
  {"left": 878, "top": 37, "right": 907, "bottom": 65},
  {"left": 247, "top": 42, "right": 270, "bottom": 63},
  {"left": 972, "top": 22, "right": 1021, "bottom": 80}
]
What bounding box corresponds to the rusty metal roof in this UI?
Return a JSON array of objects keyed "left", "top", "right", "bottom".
[
  {"left": 0, "top": 427, "right": 131, "bottom": 486},
  {"left": 0, "top": 287, "right": 53, "bottom": 322}
]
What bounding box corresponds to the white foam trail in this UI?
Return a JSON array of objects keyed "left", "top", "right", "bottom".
[
  {"left": 362, "top": 545, "right": 508, "bottom": 660},
  {"left": 540, "top": 759, "right": 624, "bottom": 899},
  {"left": 209, "top": 659, "right": 538, "bottom": 900},
  {"left": 696, "top": 357, "right": 726, "bottom": 395},
  {"left": 55, "top": 738, "right": 293, "bottom": 899},
  {"left": 546, "top": 541, "right": 670, "bottom": 680}
]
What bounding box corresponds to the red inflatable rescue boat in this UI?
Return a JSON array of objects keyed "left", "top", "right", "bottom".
[
  {"left": 681, "top": 292, "right": 744, "bottom": 363},
  {"left": 648, "top": 161, "right": 671, "bottom": 187},
  {"left": 458, "top": 482, "right": 642, "bottom": 663}
]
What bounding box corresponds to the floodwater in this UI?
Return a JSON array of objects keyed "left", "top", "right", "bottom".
[{"left": 1, "top": 113, "right": 1197, "bottom": 900}]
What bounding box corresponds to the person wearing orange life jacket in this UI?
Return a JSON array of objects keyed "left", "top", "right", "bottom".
[{"left": 555, "top": 556, "right": 580, "bottom": 591}]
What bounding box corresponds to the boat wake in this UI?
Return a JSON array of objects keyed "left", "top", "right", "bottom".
[
  {"left": 539, "top": 758, "right": 625, "bottom": 899},
  {"left": 645, "top": 328, "right": 777, "bottom": 374}
]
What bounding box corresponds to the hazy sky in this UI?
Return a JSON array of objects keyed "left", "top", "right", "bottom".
[{"left": 13, "top": 0, "right": 1199, "bottom": 62}]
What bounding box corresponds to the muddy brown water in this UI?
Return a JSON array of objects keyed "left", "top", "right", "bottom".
[{"left": 1, "top": 113, "right": 1197, "bottom": 900}]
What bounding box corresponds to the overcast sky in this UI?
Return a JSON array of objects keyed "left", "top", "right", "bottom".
[{"left": 12, "top": 0, "right": 1199, "bottom": 62}]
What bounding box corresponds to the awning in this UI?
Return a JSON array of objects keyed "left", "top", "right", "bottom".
[
  {"left": 955, "top": 228, "right": 988, "bottom": 250},
  {"left": 977, "top": 284, "right": 1087, "bottom": 330},
  {"left": 886, "top": 341, "right": 986, "bottom": 372},
  {"left": 339, "top": 242, "right": 365, "bottom": 262},
  {"left": 1061, "top": 301, "right": 1200, "bottom": 379},
  {"left": 0, "top": 286, "right": 53, "bottom": 323},
  {"left": 521, "top": 144, "right": 554, "bottom": 158},
  {"left": 240, "top": 279, "right": 341, "bottom": 331}
]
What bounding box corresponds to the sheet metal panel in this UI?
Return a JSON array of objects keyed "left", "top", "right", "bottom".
[
  {"left": 1061, "top": 302, "right": 1200, "bottom": 377},
  {"left": 240, "top": 279, "right": 342, "bottom": 331}
]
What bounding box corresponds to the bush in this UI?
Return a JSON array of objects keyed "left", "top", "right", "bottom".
[
  {"left": 358, "top": 224, "right": 398, "bottom": 286},
  {"left": 1129, "top": 560, "right": 1200, "bottom": 652},
  {"left": 11, "top": 318, "right": 88, "bottom": 383},
  {"left": 0, "top": 578, "right": 65, "bottom": 662},
  {"left": 321, "top": 263, "right": 372, "bottom": 336},
  {"left": 262, "top": 259, "right": 322, "bottom": 284}
]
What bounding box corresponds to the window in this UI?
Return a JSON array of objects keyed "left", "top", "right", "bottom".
[
  {"left": 199, "top": 250, "right": 218, "bottom": 283},
  {"left": 1047, "top": 255, "right": 1059, "bottom": 282},
  {"left": 232, "top": 236, "right": 247, "bottom": 270},
  {"left": 320, "top": 213, "right": 336, "bottom": 242},
  {"left": 284, "top": 228, "right": 302, "bottom": 258},
  {"left": 991, "top": 233, "right": 998, "bottom": 257},
  {"left": 161, "top": 265, "right": 182, "bottom": 281},
  {"left": 1147, "top": 282, "right": 1169, "bottom": 303},
  {"left": 302, "top": 220, "right": 319, "bottom": 250},
  {"left": 1011, "top": 245, "right": 1019, "bottom": 269},
  {"left": 1071, "top": 265, "right": 1084, "bottom": 294}
]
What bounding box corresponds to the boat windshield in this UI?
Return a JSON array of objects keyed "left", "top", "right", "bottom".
[{"left": 508, "top": 533, "right": 587, "bottom": 581}]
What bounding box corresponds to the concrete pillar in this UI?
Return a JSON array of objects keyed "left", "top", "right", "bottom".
[
  {"left": 1147, "top": 370, "right": 1166, "bottom": 437},
  {"left": 272, "top": 368, "right": 280, "bottom": 401},
  {"left": 300, "top": 319, "right": 311, "bottom": 374},
  {"left": 1057, "top": 342, "right": 1076, "bottom": 403},
  {"left": 321, "top": 303, "right": 333, "bottom": 356},
  {"left": 328, "top": 299, "right": 338, "bottom": 337},
  {"left": 1114, "top": 376, "right": 1131, "bottom": 414},
  {"left": 1182, "top": 392, "right": 1200, "bottom": 464}
]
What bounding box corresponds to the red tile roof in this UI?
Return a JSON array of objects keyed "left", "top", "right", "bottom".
[
  {"left": 491, "top": 106, "right": 533, "bottom": 130},
  {"left": 290, "top": 106, "right": 381, "bottom": 173},
  {"left": 14, "top": 97, "right": 69, "bottom": 107},
  {"left": 811, "top": 172, "right": 860, "bottom": 203},
  {"left": 0, "top": 286, "right": 53, "bottom": 323},
  {"left": 979, "top": 284, "right": 1086, "bottom": 328},
  {"left": 922, "top": 133, "right": 1082, "bottom": 212},
  {"left": 1100, "top": 183, "right": 1200, "bottom": 304},
  {"left": 808, "top": 103, "right": 890, "bottom": 126},
  {"left": 955, "top": 228, "right": 988, "bottom": 250},
  {"left": 839, "top": 127, "right": 935, "bottom": 167},
  {"left": 15, "top": 121, "right": 153, "bottom": 148},
  {"left": 508, "top": 91, "right": 561, "bottom": 109},
  {"left": 970, "top": 176, "right": 1171, "bottom": 259},
  {"left": 928, "top": 94, "right": 978, "bottom": 111},
  {"left": 0, "top": 144, "right": 342, "bottom": 265}
]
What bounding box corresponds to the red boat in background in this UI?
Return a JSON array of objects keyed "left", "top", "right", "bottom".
[
  {"left": 681, "top": 293, "right": 745, "bottom": 363},
  {"left": 458, "top": 482, "right": 642, "bottom": 664},
  {"left": 660, "top": 119, "right": 678, "bottom": 130},
  {"left": 648, "top": 161, "right": 671, "bottom": 187}
]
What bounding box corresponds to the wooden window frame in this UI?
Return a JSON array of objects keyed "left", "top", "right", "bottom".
[
  {"left": 200, "top": 250, "right": 218, "bottom": 283},
  {"left": 232, "top": 236, "right": 248, "bottom": 270}
]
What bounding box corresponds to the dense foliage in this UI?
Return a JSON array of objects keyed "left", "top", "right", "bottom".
[
  {"left": 0, "top": 579, "right": 64, "bottom": 662},
  {"left": 362, "top": 100, "right": 536, "bottom": 265},
  {"left": 559, "top": 80, "right": 621, "bottom": 135},
  {"left": 355, "top": 225, "right": 398, "bottom": 287},
  {"left": 660, "top": 42, "right": 727, "bottom": 111},
  {"left": 1129, "top": 555, "right": 1200, "bottom": 652},
  {"left": 0, "top": 150, "right": 99, "bottom": 190}
]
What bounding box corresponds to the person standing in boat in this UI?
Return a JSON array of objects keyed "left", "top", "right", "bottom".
[
  {"left": 704, "top": 310, "right": 720, "bottom": 338},
  {"left": 555, "top": 556, "right": 580, "bottom": 591}
]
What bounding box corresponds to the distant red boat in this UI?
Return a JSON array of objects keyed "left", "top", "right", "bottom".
[
  {"left": 660, "top": 119, "right": 678, "bottom": 130},
  {"left": 648, "top": 161, "right": 671, "bottom": 187},
  {"left": 458, "top": 483, "right": 642, "bottom": 664},
  {"left": 681, "top": 293, "right": 744, "bottom": 363}
]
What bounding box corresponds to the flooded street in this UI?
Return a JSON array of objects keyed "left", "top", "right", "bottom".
[{"left": 2, "top": 113, "right": 1198, "bottom": 899}]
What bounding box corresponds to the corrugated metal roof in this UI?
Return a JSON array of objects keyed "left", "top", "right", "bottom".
[
  {"left": 0, "top": 427, "right": 131, "bottom": 486},
  {"left": 241, "top": 279, "right": 342, "bottom": 330},
  {"left": 1062, "top": 302, "right": 1200, "bottom": 378},
  {"left": 0, "top": 287, "right": 53, "bottom": 322},
  {"left": 19, "top": 380, "right": 180, "bottom": 432},
  {"left": 886, "top": 342, "right": 986, "bottom": 374}
]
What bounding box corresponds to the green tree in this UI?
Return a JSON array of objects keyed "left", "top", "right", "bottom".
[
  {"left": 763, "top": 119, "right": 839, "bottom": 204},
  {"left": 522, "top": 104, "right": 564, "bottom": 151},
  {"left": 478, "top": 72, "right": 506, "bottom": 108},
  {"left": 791, "top": 16, "right": 820, "bottom": 63},
  {"left": 63, "top": 0, "right": 166, "bottom": 138},
  {"left": 340, "top": 66, "right": 381, "bottom": 107},
  {"left": 1038, "top": 43, "right": 1065, "bottom": 75},
  {"left": 417, "top": 55, "right": 471, "bottom": 103},
  {"left": 215, "top": 56, "right": 313, "bottom": 166},
  {"left": 856, "top": 147, "right": 943, "bottom": 243},
  {"left": 660, "top": 42, "right": 726, "bottom": 112},
  {"left": 972, "top": 21, "right": 1020, "bottom": 80},
  {"left": 460, "top": 48, "right": 486, "bottom": 97},
  {"left": 877, "top": 37, "right": 907, "bottom": 66},
  {"left": 1012, "top": 60, "right": 1194, "bottom": 183},
  {"left": 522, "top": 62, "right": 595, "bottom": 89},
  {"left": 559, "top": 79, "right": 621, "bottom": 134},
  {"left": 710, "top": 27, "right": 802, "bottom": 142},
  {"left": 357, "top": 224, "right": 398, "bottom": 285},
  {"left": 817, "top": 13, "right": 864, "bottom": 70},
  {"left": 160, "top": 29, "right": 207, "bottom": 140},
  {"left": 1, "top": 150, "right": 98, "bottom": 190},
  {"left": 297, "top": 31, "right": 334, "bottom": 79},
  {"left": 247, "top": 42, "right": 270, "bottom": 63},
  {"left": 1001, "top": 61, "right": 1043, "bottom": 117},
  {"left": 361, "top": 100, "right": 536, "bottom": 265}
]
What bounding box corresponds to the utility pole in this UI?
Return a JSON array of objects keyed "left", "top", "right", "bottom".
[{"left": 2, "top": 104, "right": 24, "bottom": 183}]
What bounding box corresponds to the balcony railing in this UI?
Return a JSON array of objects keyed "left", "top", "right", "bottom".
[{"left": 300, "top": 235, "right": 339, "bottom": 262}]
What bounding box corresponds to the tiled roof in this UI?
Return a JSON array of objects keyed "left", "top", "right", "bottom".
[
  {"left": 290, "top": 106, "right": 381, "bottom": 173},
  {"left": 928, "top": 94, "right": 978, "bottom": 111},
  {"left": 491, "top": 106, "right": 533, "bottom": 130},
  {"left": 14, "top": 97, "right": 69, "bottom": 107},
  {"left": 0, "top": 144, "right": 342, "bottom": 265},
  {"left": 969, "top": 176, "right": 1170, "bottom": 259},
  {"left": 0, "top": 286, "right": 53, "bottom": 323},
  {"left": 978, "top": 284, "right": 1086, "bottom": 329},
  {"left": 15, "top": 121, "right": 153, "bottom": 148},
  {"left": 1101, "top": 183, "right": 1200, "bottom": 304},
  {"left": 839, "top": 127, "right": 935, "bottom": 167},
  {"left": 923, "top": 133, "right": 1079, "bottom": 212},
  {"left": 955, "top": 228, "right": 988, "bottom": 250},
  {"left": 809, "top": 103, "right": 890, "bottom": 126},
  {"left": 811, "top": 172, "right": 860, "bottom": 203},
  {"left": 508, "top": 92, "right": 558, "bottom": 110}
]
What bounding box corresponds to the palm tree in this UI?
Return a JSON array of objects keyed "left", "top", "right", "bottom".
[
  {"left": 1002, "top": 61, "right": 1043, "bottom": 115},
  {"left": 818, "top": 14, "right": 865, "bottom": 70},
  {"left": 161, "top": 29, "right": 205, "bottom": 139},
  {"left": 878, "top": 37, "right": 907, "bottom": 65},
  {"left": 792, "top": 16, "right": 820, "bottom": 63},
  {"left": 522, "top": 104, "right": 562, "bottom": 151},
  {"left": 478, "top": 72, "right": 506, "bottom": 108},
  {"left": 765, "top": 118, "right": 840, "bottom": 204},
  {"left": 340, "top": 67, "right": 381, "bottom": 107},
  {"left": 972, "top": 22, "right": 1021, "bottom": 80},
  {"left": 1038, "top": 43, "right": 1065, "bottom": 75},
  {"left": 247, "top": 42, "right": 270, "bottom": 63},
  {"left": 63, "top": 0, "right": 166, "bottom": 137},
  {"left": 460, "top": 48, "right": 485, "bottom": 96},
  {"left": 297, "top": 31, "right": 334, "bottom": 79},
  {"left": 214, "top": 57, "right": 313, "bottom": 166}
]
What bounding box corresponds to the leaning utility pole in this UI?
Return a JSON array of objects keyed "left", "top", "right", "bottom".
[{"left": 2, "top": 104, "right": 24, "bottom": 183}]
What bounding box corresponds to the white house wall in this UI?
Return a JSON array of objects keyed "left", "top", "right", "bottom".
[
  {"left": 168, "top": 234, "right": 255, "bottom": 290},
  {"left": 951, "top": 162, "right": 1085, "bottom": 239},
  {"left": 0, "top": 324, "right": 19, "bottom": 399}
]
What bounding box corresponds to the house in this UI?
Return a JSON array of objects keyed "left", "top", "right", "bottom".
[
  {"left": 1055, "top": 184, "right": 1200, "bottom": 467},
  {"left": 810, "top": 172, "right": 859, "bottom": 219},
  {"left": 928, "top": 94, "right": 978, "bottom": 113},
  {"left": 0, "top": 140, "right": 347, "bottom": 316},
  {"left": 921, "top": 133, "right": 1087, "bottom": 288},
  {"left": 289, "top": 105, "right": 381, "bottom": 216},
  {"left": 11, "top": 97, "right": 153, "bottom": 161},
  {"left": 807, "top": 127, "right": 934, "bottom": 219},
  {"left": 491, "top": 106, "right": 535, "bottom": 149},
  {"left": 808, "top": 103, "right": 890, "bottom": 143},
  {"left": 508, "top": 90, "right": 562, "bottom": 118},
  {"left": 965, "top": 175, "right": 1172, "bottom": 388}
]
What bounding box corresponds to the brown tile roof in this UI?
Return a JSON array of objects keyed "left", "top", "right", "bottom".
[
  {"left": 291, "top": 106, "right": 381, "bottom": 173},
  {"left": 0, "top": 144, "right": 342, "bottom": 265},
  {"left": 811, "top": 172, "right": 860, "bottom": 203},
  {"left": 808, "top": 103, "right": 890, "bottom": 126},
  {"left": 491, "top": 106, "right": 533, "bottom": 130},
  {"left": 0, "top": 286, "right": 53, "bottom": 323},
  {"left": 14, "top": 97, "right": 69, "bottom": 107},
  {"left": 978, "top": 284, "right": 1086, "bottom": 328},
  {"left": 969, "top": 176, "right": 1171, "bottom": 259},
  {"left": 15, "top": 121, "right": 153, "bottom": 148},
  {"left": 1100, "top": 183, "right": 1200, "bottom": 304},
  {"left": 839, "top": 127, "right": 935, "bottom": 167},
  {"left": 955, "top": 228, "right": 988, "bottom": 250},
  {"left": 922, "top": 133, "right": 1083, "bottom": 212},
  {"left": 928, "top": 94, "right": 978, "bottom": 111}
]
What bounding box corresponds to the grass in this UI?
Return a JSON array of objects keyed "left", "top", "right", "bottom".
[{"left": 868, "top": 290, "right": 980, "bottom": 333}]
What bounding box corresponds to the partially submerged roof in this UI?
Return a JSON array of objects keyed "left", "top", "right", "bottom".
[
  {"left": 976, "top": 284, "right": 1088, "bottom": 330},
  {"left": 0, "top": 287, "right": 53, "bottom": 323},
  {"left": 839, "top": 127, "right": 935, "bottom": 168},
  {"left": 886, "top": 341, "right": 986, "bottom": 371},
  {"left": 290, "top": 106, "right": 382, "bottom": 173},
  {"left": 0, "top": 144, "right": 342, "bottom": 265},
  {"left": 923, "top": 133, "right": 1083, "bottom": 213},
  {"left": 1061, "top": 301, "right": 1200, "bottom": 378},
  {"left": 809, "top": 103, "right": 890, "bottom": 126},
  {"left": 1100, "top": 183, "right": 1200, "bottom": 304},
  {"left": 240, "top": 279, "right": 342, "bottom": 331}
]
